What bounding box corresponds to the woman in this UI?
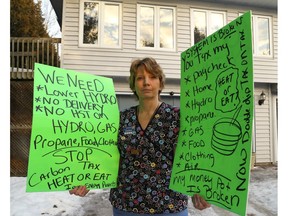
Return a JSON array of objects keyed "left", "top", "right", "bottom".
[{"left": 69, "top": 57, "right": 210, "bottom": 215}]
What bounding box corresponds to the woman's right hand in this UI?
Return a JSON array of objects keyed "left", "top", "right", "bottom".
[
  {"left": 192, "top": 194, "right": 211, "bottom": 210},
  {"left": 69, "top": 186, "right": 90, "bottom": 197}
]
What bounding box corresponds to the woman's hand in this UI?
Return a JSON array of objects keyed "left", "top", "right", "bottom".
[
  {"left": 192, "top": 194, "right": 211, "bottom": 210},
  {"left": 69, "top": 186, "right": 90, "bottom": 197}
]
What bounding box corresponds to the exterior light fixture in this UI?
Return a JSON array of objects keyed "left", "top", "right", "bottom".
[{"left": 258, "top": 91, "right": 266, "bottom": 105}]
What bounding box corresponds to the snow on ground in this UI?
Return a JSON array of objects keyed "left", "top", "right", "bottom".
[{"left": 10, "top": 165, "right": 277, "bottom": 216}]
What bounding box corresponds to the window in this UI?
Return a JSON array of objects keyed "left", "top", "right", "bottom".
[
  {"left": 252, "top": 15, "right": 272, "bottom": 57},
  {"left": 137, "top": 4, "right": 176, "bottom": 51},
  {"left": 79, "top": 1, "right": 122, "bottom": 48},
  {"left": 191, "top": 9, "right": 226, "bottom": 45}
]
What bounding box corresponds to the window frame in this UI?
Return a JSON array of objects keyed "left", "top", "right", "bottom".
[
  {"left": 190, "top": 9, "right": 226, "bottom": 46},
  {"left": 251, "top": 14, "right": 273, "bottom": 58},
  {"left": 136, "top": 4, "right": 176, "bottom": 51},
  {"left": 79, "top": 0, "right": 122, "bottom": 48}
]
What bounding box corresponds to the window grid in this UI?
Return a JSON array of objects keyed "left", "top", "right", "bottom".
[
  {"left": 191, "top": 9, "right": 226, "bottom": 45},
  {"left": 240, "top": 13, "right": 273, "bottom": 57},
  {"left": 79, "top": 0, "right": 122, "bottom": 48},
  {"left": 137, "top": 4, "right": 176, "bottom": 51},
  {"left": 252, "top": 15, "right": 272, "bottom": 57}
]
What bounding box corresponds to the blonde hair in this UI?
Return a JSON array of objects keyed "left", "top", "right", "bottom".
[{"left": 129, "top": 57, "right": 165, "bottom": 99}]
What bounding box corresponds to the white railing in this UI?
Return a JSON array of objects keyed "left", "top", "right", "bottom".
[{"left": 10, "top": 37, "right": 61, "bottom": 79}]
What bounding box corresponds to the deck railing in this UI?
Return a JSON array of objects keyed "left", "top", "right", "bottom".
[{"left": 10, "top": 37, "right": 61, "bottom": 79}]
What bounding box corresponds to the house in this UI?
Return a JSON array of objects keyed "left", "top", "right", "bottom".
[{"left": 50, "top": 0, "right": 277, "bottom": 165}]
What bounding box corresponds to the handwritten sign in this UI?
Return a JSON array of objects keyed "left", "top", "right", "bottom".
[
  {"left": 26, "top": 63, "right": 120, "bottom": 192},
  {"left": 170, "top": 11, "right": 254, "bottom": 216}
]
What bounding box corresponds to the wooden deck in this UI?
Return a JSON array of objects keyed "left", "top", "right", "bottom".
[{"left": 10, "top": 37, "right": 61, "bottom": 79}]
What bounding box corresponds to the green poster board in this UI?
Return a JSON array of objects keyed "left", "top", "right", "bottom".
[
  {"left": 170, "top": 11, "right": 254, "bottom": 216},
  {"left": 26, "top": 63, "right": 120, "bottom": 192}
]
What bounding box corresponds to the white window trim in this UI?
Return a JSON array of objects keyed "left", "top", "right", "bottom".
[
  {"left": 79, "top": 0, "right": 122, "bottom": 48},
  {"left": 252, "top": 15, "right": 273, "bottom": 58},
  {"left": 190, "top": 9, "right": 226, "bottom": 46},
  {"left": 136, "top": 4, "right": 176, "bottom": 52}
]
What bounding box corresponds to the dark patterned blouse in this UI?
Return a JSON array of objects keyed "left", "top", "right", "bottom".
[{"left": 109, "top": 102, "right": 188, "bottom": 214}]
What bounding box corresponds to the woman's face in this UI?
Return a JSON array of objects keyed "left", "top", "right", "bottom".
[{"left": 134, "top": 68, "right": 161, "bottom": 100}]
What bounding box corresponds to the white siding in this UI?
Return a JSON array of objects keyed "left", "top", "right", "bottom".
[
  {"left": 61, "top": 0, "right": 183, "bottom": 83},
  {"left": 176, "top": 5, "right": 191, "bottom": 53},
  {"left": 61, "top": 0, "right": 277, "bottom": 86}
]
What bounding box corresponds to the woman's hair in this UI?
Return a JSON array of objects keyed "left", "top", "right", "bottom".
[{"left": 129, "top": 57, "right": 165, "bottom": 99}]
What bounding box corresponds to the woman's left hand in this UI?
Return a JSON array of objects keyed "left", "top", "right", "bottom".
[
  {"left": 69, "top": 185, "right": 90, "bottom": 197},
  {"left": 192, "top": 194, "right": 211, "bottom": 210}
]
